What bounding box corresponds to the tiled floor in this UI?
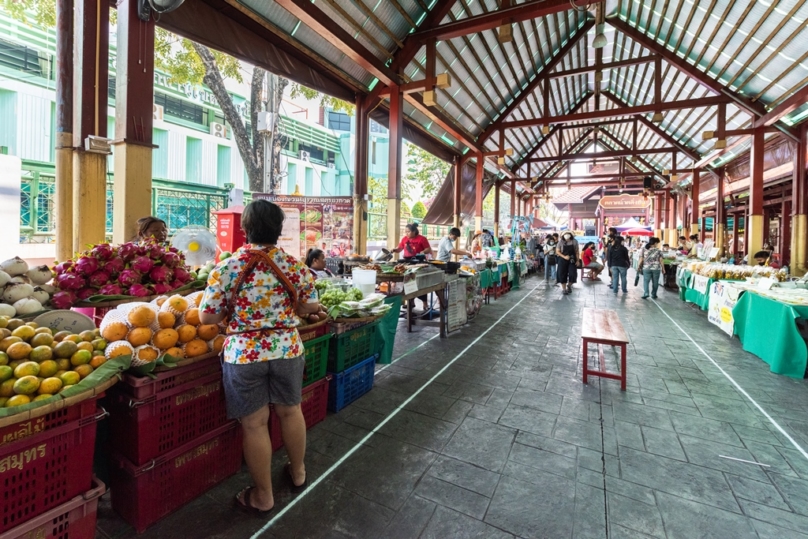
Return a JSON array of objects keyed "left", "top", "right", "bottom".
[{"left": 96, "top": 271, "right": 808, "bottom": 539}]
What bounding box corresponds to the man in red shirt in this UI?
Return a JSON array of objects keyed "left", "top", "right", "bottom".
[{"left": 392, "top": 224, "right": 433, "bottom": 259}]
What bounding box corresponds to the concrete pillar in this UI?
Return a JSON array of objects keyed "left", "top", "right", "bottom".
[
  {"left": 353, "top": 95, "right": 369, "bottom": 254},
  {"left": 791, "top": 124, "right": 807, "bottom": 275},
  {"left": 113, "top": 0, "right": 154, "bottom": 244},
  {"left": 387, "top": 83, "right": 403, "bottom": 253},
  {"left": 653, "top": 193, "right": 662, "bottom": 239},
  {"left": 72, "top": 0, "right": 110, "bottom": 250},
  {"left": 666, "top": 191, "right": 676, "bottom": 247},
  {"left": 453, "top": 158, "right": 461, "bottom": 251},
  {"left": 748, "top": 127, "right": 766, "bottom": 256},
  {"left": 715, "top": 168, "right": 726, "bottom": 257},
  {"left": 493, "top": 181, "right": 500, "bottom": 238},
  {"left": 55, "top": 0, "right": 73, "bottom": 261},
  {"left": 475, "top": 154, "right": 484, "bottom": 231},
  {"left": 691, "top": 169, "right": 700, "bottom": 236}
]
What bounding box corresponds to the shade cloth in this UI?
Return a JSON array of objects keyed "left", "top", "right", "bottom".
[{"left": 732, "top": 291, "right": 808, "bottom": 378}]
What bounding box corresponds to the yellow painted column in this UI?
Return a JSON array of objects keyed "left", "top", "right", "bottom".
[
  {"left": 690, "top": 223, "right": 699, "bottom": 236},
  {"left": 747, "top": 215, "right": 764, "bottom": 256},
  {"left": 387, "top": 199, "right": 401, "bottom": 254},
  {"left": 72, "top": 150, "right": 109, "bottom": 249},
  {"left": 791, "top": 214, "right": 807, "bottom": 276},
  {"left": 352, "top": 198, "right": 367, "bottom": 255},
  {"left": 55, "top": 132, "right": 74, "bottom": 261},
  {"left": 715, "top": 223, "right": 726, "bottom": 257},
  {"left": 113, "top": 143, "right": 153, "bottom": 243}
]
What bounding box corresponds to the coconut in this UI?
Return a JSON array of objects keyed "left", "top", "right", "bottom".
[
  {"left": 9, "top": 275, "right": 31, "bottom": 285},
  {"left": 0, "top": 303, "right": 15, "bottom": 317},
  {"left": 0, "top": 270, "right": 10, "bottom": 288},
  {"left": 37, "top": 283, "right": 56, "bottom": 294},
  {"left": 2, "top": 283, "right": 34, "bottom": 304},
  {"left": 13, "top": 297, "right": 42, "bottom": 316},
  {"left": 0, "top": 257, "right": 28, "bottom": 276},
  {"left": 31, "top": 287, "right": 50, "bottom": 305},
  {"left": 26, "top": 265, "right": 53, "bottom": 285}
]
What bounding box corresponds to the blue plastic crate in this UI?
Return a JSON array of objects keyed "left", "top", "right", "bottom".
[{"left": 327, "top": 355, "right": 376, "bottom": 412}]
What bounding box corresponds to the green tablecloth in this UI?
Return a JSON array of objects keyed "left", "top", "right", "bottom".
[
  {"left": 683, "top": 277, "right": 718, "bottom": 310},
  {"left": 506, "top": 262, "right": 515, "bottom": 284},
  {"left": 479, "top": 268, "right": 495, "bottom": 289},
  {"left": 732, "top": 292, "right": 808, "bottom": 378}
]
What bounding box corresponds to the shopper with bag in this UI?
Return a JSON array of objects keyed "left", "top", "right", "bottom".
[
  {"left": 556, "top": 232, "right": 580, "bottom": 294},
  {"left": 639, "top": 237, "right": 665, "bottom": 299},
  {"left": 199, "top": 199, "right": 322, "bottom": 513},
  {"left": 608, "top": 236, "right": 631, "bottom": 295},
  {"left": 544, "top": 234, "right": 558, "bottom": 281}
]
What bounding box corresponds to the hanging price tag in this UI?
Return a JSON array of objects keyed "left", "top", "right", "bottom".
[{"left": 404, "top": 280, "right": 419, "bottom": 295}]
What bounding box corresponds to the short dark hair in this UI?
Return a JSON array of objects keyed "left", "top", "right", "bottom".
[
  {"left": 678, "top": 236, "right": 687, "bottom": 241},
  {"left": 754, "top": 251, "right": 770, "bottom": 259},
  {"left": 242, "top": 199, "right": 284, "bottom": 245},
  {"left": 647, "top": 237, "right": 661, "bottom": 246},
  {"left": 449, "top": 227, "right": 461, "bottom": 237},
  {"left": 689, "top": 234, "right": 699, "bottom": 240},
  {"left": 306, "top": 248, "right": 325, "bottom": 267},
  {"left": 613, "top": 236, "right": 624, "bottom": 245},
  {"left": 663, "top": 243, "right": 669, "bottom": 248},
  {"left": 406, "top": 223, "right": 419, "bottom": 235}
]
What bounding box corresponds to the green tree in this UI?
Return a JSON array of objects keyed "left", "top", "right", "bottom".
[
  {"left": 411, "top": 201, "right": 427, "bottom": 219},
  {"left": 404, "top": 142, "right": 450, "bottom": 201}
]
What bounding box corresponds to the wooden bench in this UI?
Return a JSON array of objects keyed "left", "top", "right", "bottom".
[{"left": 581, "top": 308, "right": 629, "bottom": 390}]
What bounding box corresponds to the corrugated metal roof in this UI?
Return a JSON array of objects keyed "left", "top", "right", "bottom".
[{"left": 552, "top": 186, "right": 601, "bottom": 205}]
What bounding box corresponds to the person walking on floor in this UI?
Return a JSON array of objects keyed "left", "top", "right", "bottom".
[
  {"left": 199, "top": 200, "right": 321, "bottom": 513},
  {"left": 639, "top": 237, "right": 665, "bottom": 299},
  {"left": 544, "top": 233, "right": 558, "bottom": 282},
  {"left": 556, "top": 231, "right": 580, "bottom": 294},
  {"left": 608, "top": 236, "right": 630, "bottom": 295}
]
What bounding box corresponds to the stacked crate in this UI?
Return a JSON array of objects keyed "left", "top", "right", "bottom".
[
  {"left": 106, "top": 356, "right": 242, "bottom": 533},
  {"left": 325, "top": 320, "right": 380, "bottom": 412}
]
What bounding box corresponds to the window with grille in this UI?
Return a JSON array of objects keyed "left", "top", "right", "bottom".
[
  {"left": 154, "top": 92, "right": 204, "bottom": 125},
  {"left": 0, "top": 39, "right": 53, "bottom": 79},
  {"left": 328, "top": 111, "right": 351, "bottom": 132},
  {"left": 370, "top": 120, "right": 387, "bottom": 134}
]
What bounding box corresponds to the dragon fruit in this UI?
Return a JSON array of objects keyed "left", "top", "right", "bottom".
[
  {"left": 118, "top": 242, "right": 139, "bottom": 262},
  {"left": 118, "top": 269, "right": 142, "bottom": 287},
  {"left": 99, "top": 284, "right": 123, "bottom": 296},
  {"left": 91, "top": 243, "right": 115, "bottom": 261},
  {"left": 153, "top": 283, "right": 174, "bottom": 295},
  {"left": 128, "top": 284, "right": 151, "bottom": 297},
  {"left": 131, "top": 256, "right": 154, "bottom": 274},
  {"left": 88, "top": 271, "right": 111, "bottom": 288},
  {"left": 50, "top": 290, "right": 77, "bottom": 309},
  {"left": 104, "top": 257, "right": 125, "bottom": 275},
  {"left": 149, "top": 265, "right": 173, "bottom": 284},
  {"left": 55, "top": 272, "right": 85, "bottom": 290},
  {"left": 76, "top": 287, "right": 96, "bottom": 300},
  {"left": 161, "top": 251, "right": 181, "bottom": 268},
  {"left": 75, "top": 256, "right": 99, "bottom": 276},
  {"left": 54, "top": 261, "right": 73, "bottom": 275},
  {"left": 173, "top": 267, "right": 192, "bottom": 283},
  {"left": 168, "top": 246, "right": 179, "bottom": 253}
]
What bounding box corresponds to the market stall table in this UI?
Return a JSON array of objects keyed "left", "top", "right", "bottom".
[{"left": 401, "top": 280, "right": 449, "bottom": 337}]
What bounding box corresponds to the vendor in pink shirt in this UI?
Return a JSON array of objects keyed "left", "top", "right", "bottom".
[{"left": 392, "top": 224, "right": 433, "bottom": 259}]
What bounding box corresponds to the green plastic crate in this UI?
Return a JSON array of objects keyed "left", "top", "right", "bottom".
[
  {"left": 327, "top": 320, "right": 379, "bottom": 373},
  {"left": 303, "top": 333, "right": 331, "bottom": 387}
]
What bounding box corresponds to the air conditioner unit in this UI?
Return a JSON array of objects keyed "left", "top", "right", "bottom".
[
  {"left": 299, "top": 150, "right": 310, "bottom": 161},
  {"left": 327, "top": 162, "right": 335, "bottom": 169},
  {"left": 153, "top": 104, "right": 164, "bottom": 121},
  {"left": 210, "top": 122, "right": 228, "bottom": 138}
]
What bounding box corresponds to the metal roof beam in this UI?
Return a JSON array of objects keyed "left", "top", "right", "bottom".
[
  {"left": 526, "top": 148, "right": 680, "bottom": 163},
  {"left": 549, "top": 54, "right": 657, "bottom": 79},
  {"left": 501, "top": 96, "right": 730, "bottom": 129},
  {"left": 607, "top": 16, "right": 798, "bottom": 142},
  {"left": 412, "top": 0, "right": 600, "bottom": 41},
  {"left": 478, "top": 19, "right": 595, "bottom": 145},
  {"left": 754, "top": 85, "right": 808, "bottom": 127},
  {"left": 276, "top": 0, "right": 398, "bottom": 86}
]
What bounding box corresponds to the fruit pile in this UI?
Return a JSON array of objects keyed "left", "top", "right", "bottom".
[
  {"left": 52, "top": 239, "right": 198, "bottom": 309},
  {"left": 0, "top": 256, "right": 55, "bottom": 317},
  {"left": 0, "top": 318, "right": 108, "bottom": 408},
  {"left": 100, "top": 292, "right": 225, "bottom": 367}
]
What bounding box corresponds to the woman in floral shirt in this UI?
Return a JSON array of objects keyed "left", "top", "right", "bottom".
[{"left": 200, "top": 200, "right": 320, "bottom": 513}]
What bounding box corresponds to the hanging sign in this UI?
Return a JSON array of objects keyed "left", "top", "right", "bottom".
[
  {"left": 692, "top": 274, "right": 710, "bottom": 294},
  {"left": 707, "top": 281, "right": 741, "bottom": 336},
  {"left": 254, "top": 195, "right": 354, "bottom": 259},
  {"left": 597, "top": 194, "right": 652, "bottom": 210},
  {"left": 447, "top": 279, "right": 468, "bottom": 333}
]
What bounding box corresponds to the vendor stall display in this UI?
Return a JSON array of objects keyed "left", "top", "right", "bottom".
[
  {"left": 678, "top": 261, "right": 786, "bottom": 310},
  {"left": 0, "top": 257, "right": 55, "bottom": 318}
]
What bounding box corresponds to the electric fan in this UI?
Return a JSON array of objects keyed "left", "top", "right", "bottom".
[{"left": 170, "top": 226, "right": 218, "bottom": 266}]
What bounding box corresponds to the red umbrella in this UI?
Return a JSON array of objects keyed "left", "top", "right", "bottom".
[{"left": 624, "top": 228, "right": 654, "bottom": 236}]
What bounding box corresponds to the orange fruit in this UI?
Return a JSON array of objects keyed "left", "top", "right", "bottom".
[
  {"left": 197, "top": 324, "right": 218, "bottom": 341},
  {"left": 78, "top": 330, "right": 95, "bottom": 342},
  {"left": 11, "top": 325, "right": 36, "bottom": 341},
  {"left": 73, "top": 364, "right": 94, "bottom": 379},
  {"left": 211, "top": 335, "right": 225, "bottom": 353},
  {"left": 184, "top": 308, "right": 201, "bottom": 326},
  {"left": 166, "top": 295, "right": 188, "bottom": 313},
  {"left": 53, "top": 340, "right": 78, "bottom": 359},
  {"left": 53, "top": 331, "right": 72, "bottom": 342},
  {"left": 127, "top": 327, "right": 153, "bottom": 347},
  {"left": 56, "top": 358, "right": 71, "bottom": 371},
  {"left": 163, "top": 346, "right": 184, "bottom": 360},
  {"left": 29, "top": 345, "right": 53, "bottom": 363},
  {"left": 0, "top": 365, "right": 11, "bottom": 382},
  {"left": 134, "top": 346, "right": 159, "bottom": 362},
  {"left": 0, "top": 378, "right": 16, "bottom": 398},
  {"left": 0, "top": 336, "right": 22, "bottom": 352},
  {"left": 64, "top": 334, "right": 83, "bottom": 344},
  {"left": 33, "top": 394, "right": 54, "bottom": 402},
  {"left": 13, "top": 361, "right": 39, "bottom": 378},
  {"left": 0, "top": 351, "right": 7, "bottom": 366},
  {"left": 34, "top": 326, "right": 52, "bottom": 335},
  {"left": 38, "top": 360, "right": 58, "bottom": 377},
  {"left": 157, "top": 311, "right": 176, "bottom": 329},
  {"left": 128, "top": 306, "right": 156, "bottom": 328},
  {"left": 37, "top": 377, "right": 63, "bottom": 395},
  {"left": 183, "top": 339, "right": 209, "bottom": 358},
  {"left": 192, "top": 294, "right": 202, "bottom": 307},
  {"left": 30, "top": 333, "right": 54, "bottom": 348},
  {"left": 13, "top": 375, "right": 40, "bottom": 395},
  {"left": 153, "top": 328, "right": 179, "bottom": 350},
  {"left": 89, "top": 355, "right": 107, "bottom": 369},
  {"left": 155, "top": 296, "right": 168, "bottom": 307},
  {"left": 91, "top": 338, "right": 107, "bottom": 351},
  {"left": 176, "top": 325, "right": 197, "bottom": 343},
  {"left": 76, "top": 341, "right": 94, "bottom": 353},
  {"left": 58, "top": 371, "right": 80, "bottom": 386},
  {"left": 101, "top": 322, "right": 129, "bottom": 342},
  {"left": 70, "top": 350, "right": 93, "bottom": 366},
  {"left": 5, "top": 394, "right": 31, "bottom": 407},
  {"left": 6, "top": 342, "right": 32, "bottom": 361},
  {"left": 107, "top": 344, "right": 134, "bottom": 359}
]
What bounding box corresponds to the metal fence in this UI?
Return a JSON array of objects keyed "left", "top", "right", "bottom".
[{"left": 20, "top": 171, "right": 229, "bottom": 244}]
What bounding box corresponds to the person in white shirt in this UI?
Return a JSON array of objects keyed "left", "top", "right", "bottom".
[{"left": 437, "top": 227, "right": 473, "bottom": 262}]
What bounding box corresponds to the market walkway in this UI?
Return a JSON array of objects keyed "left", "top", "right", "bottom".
[{"left": 96, "top": 273, "right": 808, "bottom": 539}]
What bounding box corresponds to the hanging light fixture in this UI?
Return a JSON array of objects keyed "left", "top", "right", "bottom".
[{"left": 593, "top": 24, "right": 608, "bottom": 48}]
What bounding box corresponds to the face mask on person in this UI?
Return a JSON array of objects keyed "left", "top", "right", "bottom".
[{"left": 563, "top": 234, "right": 572, "bottom": 241}]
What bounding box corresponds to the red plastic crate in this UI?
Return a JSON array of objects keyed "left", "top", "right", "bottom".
[
  {"left": 117, "top": 354, "right": 221, "bottom": 400},
  {"left": 298, "top": 321, "right": 328, "bottom": 342},
  {"left": 269, "top": 376, "right": 330, "bottom": 452},
  {"left": 0, "top": 397, "right": 99, "bottom": 449},
  {"left": 0, "top": 477, "right": 105, "bottom": 539},
  {"left": 107, "top": 369, "right": 229, "bottom": 466},
  {"left": 0, "top": 409, "right": 104, "bottom": 534},
  {"left": 110, "top": 422, "right": 243, "bottom": 533}
]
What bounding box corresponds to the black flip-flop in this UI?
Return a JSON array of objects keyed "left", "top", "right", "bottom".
[
  {"left": 285, "top": 463, "right": 307, "bottom": 492},
  {"left": 234, "top": 486, "right": 274, "bottom": 515}
]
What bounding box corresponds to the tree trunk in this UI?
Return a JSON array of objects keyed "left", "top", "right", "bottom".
[
  {"left": 250, "top": 66, "right": 266, "bottom": 193},
  {"left": 191, "top": 42, "right": 262, "bottom": 192},
  {"left": 269, "top": 76, "right": 289, "bottom": 194}
]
